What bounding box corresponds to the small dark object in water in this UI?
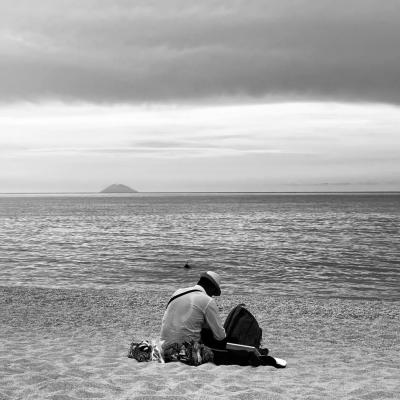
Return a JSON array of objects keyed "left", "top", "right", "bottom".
[{"left": 184, "top": 262, "right": 191, "bottom": 269}]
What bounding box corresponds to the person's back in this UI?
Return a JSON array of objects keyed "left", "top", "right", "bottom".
[{"left": 160, "top": 272, "right": 226, "bottom": 349}]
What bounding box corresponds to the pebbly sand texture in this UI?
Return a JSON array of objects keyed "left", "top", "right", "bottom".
[{"left": 0, "top": 286, "right": 399, "bottom": 400}]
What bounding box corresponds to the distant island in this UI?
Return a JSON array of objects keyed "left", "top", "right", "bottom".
[{"left": 100, "top": 184, "right": 138, "bottom": 193}]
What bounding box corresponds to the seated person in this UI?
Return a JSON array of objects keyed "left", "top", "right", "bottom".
[
  {"left": 160, "top": 271, "right": 226, "bottom": 364},
  {"left": 160, "top": 270, "right": 286, "bottom": 368}
]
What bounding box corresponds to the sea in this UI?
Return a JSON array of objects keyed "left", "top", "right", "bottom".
[{"left": 0, "top": 193, "right": 399, "bottom": 301}]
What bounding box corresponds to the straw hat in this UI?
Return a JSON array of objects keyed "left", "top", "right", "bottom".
[{"left": 200, "top": 271, "right": 221, "bottom": 296}]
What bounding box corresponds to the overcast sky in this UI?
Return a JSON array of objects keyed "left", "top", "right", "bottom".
[{"left": 1, "top": 0, "right": 399, "bottom": 192}]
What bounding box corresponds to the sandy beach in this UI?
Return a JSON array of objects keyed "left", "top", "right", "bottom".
[{"left": 0, "top": 286, "right": 398, "bottom": 400}]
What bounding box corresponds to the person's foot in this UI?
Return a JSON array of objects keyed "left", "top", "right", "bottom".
[
  {"left": 274, "top": 357, "right": 287, "bottom": 368},
  {"left": 259, "top": 355, "right": 287, "bottom": 368}
]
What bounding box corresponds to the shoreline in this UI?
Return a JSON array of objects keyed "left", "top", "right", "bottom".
[
  {"left": 1, "top": 283, "right": 398, "bottom": 303},
  {"left": 1, "top": 285, "right": 399, "bottom": 399}
]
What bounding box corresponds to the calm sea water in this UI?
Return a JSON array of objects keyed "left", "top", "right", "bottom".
[{"left": 0, "top": 193, "right": 399, "bottom": 300}]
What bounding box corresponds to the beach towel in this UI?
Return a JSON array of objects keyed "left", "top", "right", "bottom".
[
  {"left": 127, "top": 339, "right": 213, "bottom": 366},
  {"left": 163, "top": 341, "right": 214, "bottom": 366}
]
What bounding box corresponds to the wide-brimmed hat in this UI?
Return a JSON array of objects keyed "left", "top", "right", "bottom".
[{"left": 200, "top": 271, "right": 221, "bottom": 296}]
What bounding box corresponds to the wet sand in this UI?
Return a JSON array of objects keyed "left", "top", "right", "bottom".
[{"left": 0, "top": 286, "right": 399, "bottom": 399}]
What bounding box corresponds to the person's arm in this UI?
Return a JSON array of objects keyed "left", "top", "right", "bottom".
[{"left": 204, "top": 299, "right": 226, "bottom": 341}]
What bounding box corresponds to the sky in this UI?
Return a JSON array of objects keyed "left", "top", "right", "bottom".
[{"left": 1, "top": 0, "right": 399, "bottom": 192}]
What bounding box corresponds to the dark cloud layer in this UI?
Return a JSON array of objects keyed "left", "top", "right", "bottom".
[{"left": 1, "top": 0, "right": 399, "bottom": 104}]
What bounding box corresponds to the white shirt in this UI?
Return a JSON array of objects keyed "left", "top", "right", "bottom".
[{"left": 160, "top": 285, "right": 226, "bottom": 347}]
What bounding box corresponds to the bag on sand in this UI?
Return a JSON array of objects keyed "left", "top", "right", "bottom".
[
  {"left": 128, "top": 340, "right": 164, "bottom": 363},
  {"left": 128, "top": 340, "right": 152, "bottom": 362},
  {"left": 223, "top": 304, "right": 263, "bottom": 348}
]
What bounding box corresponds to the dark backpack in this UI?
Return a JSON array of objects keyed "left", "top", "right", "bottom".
[{"left": 223, "top": 304, "right": 262, "bottom": 348}]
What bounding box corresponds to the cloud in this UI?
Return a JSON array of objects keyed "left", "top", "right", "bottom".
[
  {"left": 0, "top": 0, "right": 399, "bottom": 104},
  {"left": 1, "top": 101, "right": 399, "bottom": 192}
]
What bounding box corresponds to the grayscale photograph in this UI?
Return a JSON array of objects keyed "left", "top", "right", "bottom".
[{"left": 0, "top": 1, "right": 399, "bottom": 399}]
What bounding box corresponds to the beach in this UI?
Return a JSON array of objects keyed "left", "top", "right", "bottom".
[
  {"left": 1, "top": 286, "right": 398, "bottom": 400},
  {"left": 2, "top": 0, "right": 400, "bottom": 397}
]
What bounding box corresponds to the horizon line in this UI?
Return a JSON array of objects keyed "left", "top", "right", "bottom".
[{"left": 0, "top": 191, "right": 399, "bottom": 195}]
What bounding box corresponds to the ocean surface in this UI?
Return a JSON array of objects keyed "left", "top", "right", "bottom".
[{"left": 0, "top": 193, "right": 399, "bottom": 300}]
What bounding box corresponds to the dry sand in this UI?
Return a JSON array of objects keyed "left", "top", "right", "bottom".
[{"left": 0, "top": 286, "right": 399, "bottom": 400}]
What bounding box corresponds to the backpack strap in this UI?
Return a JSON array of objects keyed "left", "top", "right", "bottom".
[{"left": 166, "top": 289, "right": 202, "bottom": 308}]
